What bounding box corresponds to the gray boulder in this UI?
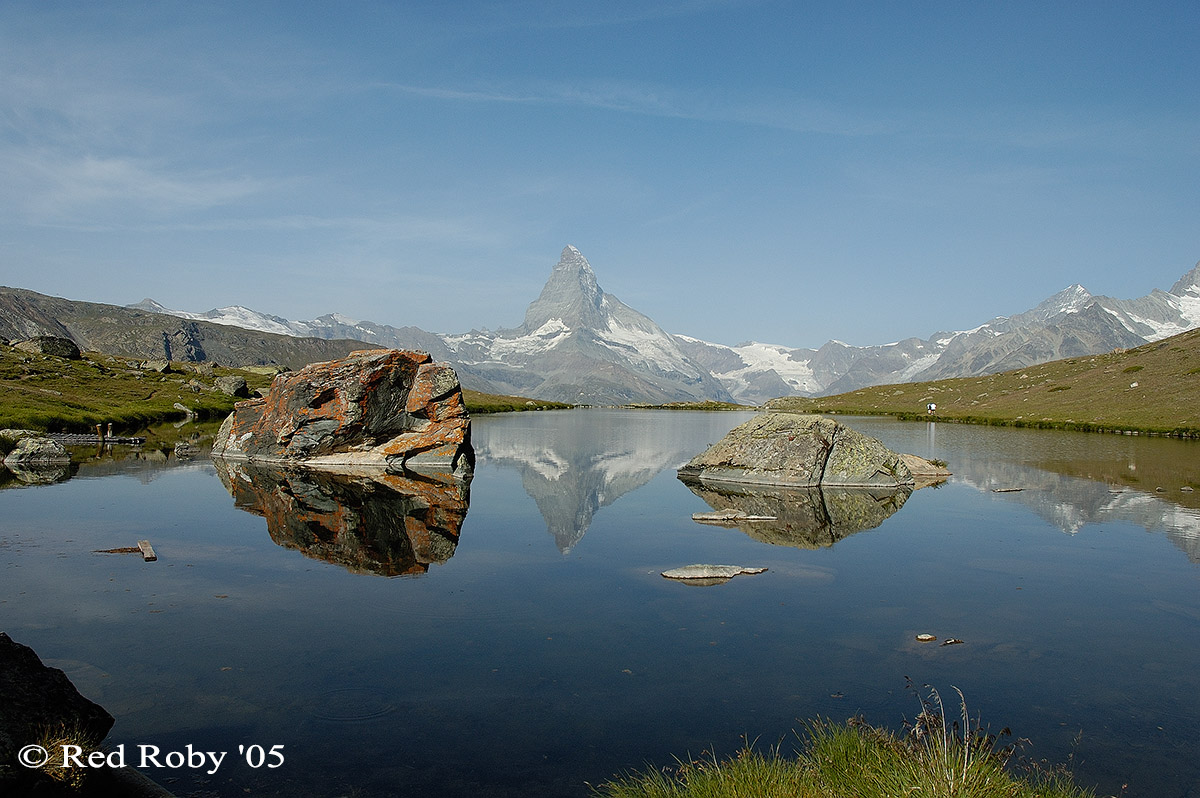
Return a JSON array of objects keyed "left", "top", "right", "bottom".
[
  {"left": 677, "top": 413, "right": 913, "bottom": 488},
  {"left": 214, "top": 375, "right": 250, "bottom": 397},
  {"left": 3, "top": 437, "right": 70, "bottom": 467},
  {"left": 0, "top": 429, "right": 40, "bottom": 444},
  {"left": 12, "top": 336, "right": 81, "bottom": 360}
]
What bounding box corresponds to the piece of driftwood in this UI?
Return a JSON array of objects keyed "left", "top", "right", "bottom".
[{"left": 137, "top": 540, "right": 157, "bottom": 562}]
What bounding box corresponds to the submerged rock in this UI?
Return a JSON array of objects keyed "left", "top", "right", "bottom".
[
  {"left": 678, "top": 413, "right": 913, "bottom": 488},
  {"left": 211, "top": 349, "right": 473, "bottom": 479},
  {"left": 661, "top": 564, "right": 768, "bottom": 585}
]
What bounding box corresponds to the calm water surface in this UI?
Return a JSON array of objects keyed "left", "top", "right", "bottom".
[{"left": 2, "top": 410, "right": 1199, "bottom": 797}]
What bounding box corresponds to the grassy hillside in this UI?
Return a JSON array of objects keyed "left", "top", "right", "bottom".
[
  {"left": 768, "top": 327, "right": 1200, "bottom": 437},
  {"left": 0, "top": 343, "right": 568, "bottom": 433},
  {"left": 461, "top": 389, "right": 572, "bottom": 414},
  {"left": 0, "top": 346, "right": 275, "bottom": 432}
]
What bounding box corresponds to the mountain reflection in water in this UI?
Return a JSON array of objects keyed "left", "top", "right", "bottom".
[
  {"left": 473, "top": 411, "right": 1200, "bottom": 563},
  {"left": 213, "top": 461, "right": 469, "bottom": 576},
  {"left": 680, "top": 479, "right": 912, "bottom": 548},
  {"left": 472, "top": 409, "right": 753, "bottom": 552}
]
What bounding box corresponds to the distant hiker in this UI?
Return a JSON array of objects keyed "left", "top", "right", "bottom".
[{"left": 927, "top": 403, "right": 936, "bottom": 415}]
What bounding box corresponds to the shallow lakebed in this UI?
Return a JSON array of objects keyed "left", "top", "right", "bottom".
[{"left": 2, "top": 410, "right": 1199, "bottom": 797}]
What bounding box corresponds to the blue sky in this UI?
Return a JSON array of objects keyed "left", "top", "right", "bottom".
[{"left": 1, "top": 1, "right": 1197, "bottom": 348}]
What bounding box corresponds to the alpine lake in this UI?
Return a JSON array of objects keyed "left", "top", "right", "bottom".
[{"left": 3, "top": 409, "right": 1199, "bottom": 798}]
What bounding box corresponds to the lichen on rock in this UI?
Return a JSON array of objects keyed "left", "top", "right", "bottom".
[
  {"left": 211, "top": 349, "right": 473, "bottom": 479},
  {"left": 677, "top": 412, "right": 913, "bottom": 488}
]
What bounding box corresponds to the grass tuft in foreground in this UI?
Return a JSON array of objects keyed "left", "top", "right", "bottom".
[{"left": 594, "top": 687, "right": 1093, "bottom": 798}]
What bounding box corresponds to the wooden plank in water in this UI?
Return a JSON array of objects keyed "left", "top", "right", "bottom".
[{"left": 137, "top": 540, "right": 157, "bottom": 562}]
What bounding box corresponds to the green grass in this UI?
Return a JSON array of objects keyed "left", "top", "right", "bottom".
[
  {"left": 624, "top": 401, "right": 757, "bottom": 411},
  {"left": 594, "top": 689, "right": 1093, "bottom": 798},
  {"left": 0, "top": 344, "right": 570, "bottom": 431},
  {"left": 462, "top": 389, "right": 573, "bottom": 414},
  {"left": 0, "top": 346, "right": 272, "bottom": 433},
  {"left": 767, "top": 327, "right": 1200, "bottom": 438}
]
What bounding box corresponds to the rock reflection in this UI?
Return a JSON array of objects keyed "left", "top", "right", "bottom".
[
  {"left": 1, "top": 461, "right": 76, "bottom": 486},
  {"left": 681, "top": 478, "right": 912, "bottom": 548},
  {"left": 214, "top": 461, "right": 469, "bottom": 576}
]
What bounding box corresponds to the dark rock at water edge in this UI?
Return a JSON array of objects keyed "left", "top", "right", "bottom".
[{"left": 0, "top": 633, "right": 113, "bottom": 790}]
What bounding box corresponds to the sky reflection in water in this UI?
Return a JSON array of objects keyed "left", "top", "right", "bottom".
[{"left": 2, "top": 411, "right": 1199, "bottom": 797}]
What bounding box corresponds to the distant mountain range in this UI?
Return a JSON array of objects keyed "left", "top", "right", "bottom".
[{"left": 5, "top": 246, "right": 1200, "bottom": 405}]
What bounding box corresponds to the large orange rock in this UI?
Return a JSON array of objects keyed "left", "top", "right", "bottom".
[{"left": 211, "top": 349, "right": 473, "bottom": 478}]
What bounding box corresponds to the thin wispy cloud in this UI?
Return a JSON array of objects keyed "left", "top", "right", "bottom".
[
  {"left": 0, "top": 148, "right": 269, "bottom": 222},
  {"left": 378, "top": 79, "right": 884, "bottom": 137}
]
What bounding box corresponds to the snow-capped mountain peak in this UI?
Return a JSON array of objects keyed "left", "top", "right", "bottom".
[
  {"left": 520, "top": 245, "right": 606, "bottom": 333},
  {"left": 1170, "top": 262, "right": 1200, "bottom": 299},
  {"left": 123, "top": 252, "right": 1200, "bottom": 406},
  {"left": 1029, "top": 283, "right": 1094, "bottom": 321}
]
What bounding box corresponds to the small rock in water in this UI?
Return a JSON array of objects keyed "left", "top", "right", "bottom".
[
  {"left": 661, "top": 564, "right": 767, "bottom": 583},
  {"left": 915, "top": 634, "right": 937, "bottom": 642},
  {"left": 940, "top": 638, "right": 964, "bottom": 646}
]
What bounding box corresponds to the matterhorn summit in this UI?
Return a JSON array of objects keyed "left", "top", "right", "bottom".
[
  {"left": 520, "top": 246, "right": 606, "bottom": 333},
  {"left": 439, "top": 246, "right": 734, "bottom": 404}
]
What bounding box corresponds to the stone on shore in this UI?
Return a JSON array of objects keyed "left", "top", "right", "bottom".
[
  {"left": 0, "top": 632, "right": 114, "bottom": 788},
  {"left": 3, "top": 436, "right": 70, "bottom": 467},
  {"left": 211, "top": 349, "right": 473, "bottom": 479},
  {"left": 678, "top": 412, "right": 913, "bottom": 488},
  {"left": 898, "top": 453, "right": 952, "bottom": 488},
  {"left": 214, "top": 375, "right": 250, "bottom": 397},
  {"left": 12, "top": 336, "right": 81, "bottom": 360}
]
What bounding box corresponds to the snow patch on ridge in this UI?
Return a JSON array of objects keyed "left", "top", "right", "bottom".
[{"left": 718, "top": 341, "right": 820, "bottom": 394}]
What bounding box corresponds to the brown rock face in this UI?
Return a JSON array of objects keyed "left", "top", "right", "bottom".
[{"left": 211, "top": 349, "right": 473, "bottom": 478}]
